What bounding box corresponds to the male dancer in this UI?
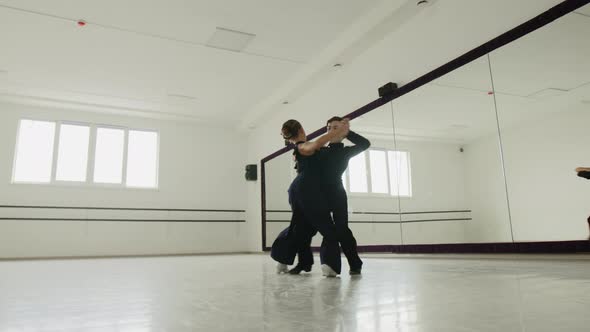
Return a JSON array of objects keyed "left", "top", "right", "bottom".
[
  {"left": 289, "top": 116, "right": 370, "bottom": 275},
  {"left": 575, "top": 167, "right": 590, "bottom": 240}
]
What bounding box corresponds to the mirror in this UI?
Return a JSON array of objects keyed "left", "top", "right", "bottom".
[
  {"left": 490, "top": 5, "right": 590, "bottom": 242},
  {"left": 263, "top": 3, "right": 589, "bottom": 251},
  {"left": 392, "top": 56, "right": 513, "bottom": 244}
]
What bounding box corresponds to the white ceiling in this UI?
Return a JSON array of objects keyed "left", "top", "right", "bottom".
[
  {"left": 0, "top": 0, "right": 586, "bottom": 132},
  {"left": 0, "top": 0, "right": 383, "bottom": 123},
  {"left": 576, "top": 4, "right": 590, "bottom": 17}
]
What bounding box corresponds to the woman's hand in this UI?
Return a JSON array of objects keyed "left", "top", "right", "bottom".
[
  {"left": 338, "top": 118, "right": 350, "bottom": 139},
  {"left": 327, "top": 118, "right": 349, "bottom": 143},
  {"left": 297, "top": 117, "right": 350, "bottom": 156}
]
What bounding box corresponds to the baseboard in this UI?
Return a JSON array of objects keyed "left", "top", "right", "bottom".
[
  {"left": 275, "top": 240, "right": 590, "bottom": 254},
  {"left": 387, "top": 241, "right": 590, "bottom": 254},
  {"left": 0, "top": 251, "right": 253, "bottom": 261}
]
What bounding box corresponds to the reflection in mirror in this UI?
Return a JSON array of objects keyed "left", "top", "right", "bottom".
[
  {"left": 490, "top": 5, "right": 590, "bottom": 241},
  {"left": 392, "top": 56, "right": 513, "bottom": 244},
  {"left": 342, "top": 102, "right": 401, "bottom": 248}
]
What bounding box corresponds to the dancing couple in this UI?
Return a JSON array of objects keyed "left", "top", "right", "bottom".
[{"left": 271, "top": 116, "right": 370, "bottom": 277}]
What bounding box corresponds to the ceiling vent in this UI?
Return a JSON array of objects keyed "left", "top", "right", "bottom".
[
  {"left": 206, "top": 27, "right": 255, "bottom": 52},
  {"left": 166, "top": 94, "right": 199, "bottom": 108}
]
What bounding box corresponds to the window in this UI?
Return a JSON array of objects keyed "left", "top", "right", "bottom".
[
  {"left": 126, "top": 130, "right": 158, "bottom": 188},
  {"left": 12, "top": 119, "right": 159, "bottom": 189},
  {"left": 343, "top": 149, "right": 412, "bottom": 197},
  {"left": 389, "top": 150, "right": 412, "bottom": 197},
  {"left": 348, "top": 152, "right": 368, "bottom": 193},
  {"left": 369, "top": 150, "right": 389, "bottom": 194},
  {"left": 56, "top": 124, "right": 90, "bottom": 182},
  {"left": 93, "top": 127, "right": 125, "bottom": 184},
  {"left": 13, "top": 120, "right": 56, "bottom": 183}
]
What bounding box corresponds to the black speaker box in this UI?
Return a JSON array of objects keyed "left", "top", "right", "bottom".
[
  {"left": 378, "top": 82, "right": 398, "bottom": 97},
  {"left": 245, "top": 164, "right": 257, "bottom": 181}
]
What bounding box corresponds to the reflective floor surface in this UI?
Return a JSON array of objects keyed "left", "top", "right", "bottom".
[{"left": 1, "top": 253, "right": 589, "bottom": 331}]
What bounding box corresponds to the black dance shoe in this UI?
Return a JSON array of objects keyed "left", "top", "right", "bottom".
[{"left": 288, "top": 265, "right": 312, "bottom": 274}]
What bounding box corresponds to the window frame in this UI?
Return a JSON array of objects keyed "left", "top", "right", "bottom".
[
  {"left": 10, "top": 118, "right": 160, "bottom": 190},
  {"left": 343, "top": 147, "right": 412, "bottom": 198}
]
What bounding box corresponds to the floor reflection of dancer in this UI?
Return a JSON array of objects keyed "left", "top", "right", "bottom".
[
  {"left": 271, "top": 118, "right": 349, "bottom": 277},
  {"left": 575, "top": 167, "right": 590, "bottom": 240}
]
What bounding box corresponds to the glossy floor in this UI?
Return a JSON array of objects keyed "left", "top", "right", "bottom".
[{"left": 1, "top": 254, "right": 589, "bottom": 332}]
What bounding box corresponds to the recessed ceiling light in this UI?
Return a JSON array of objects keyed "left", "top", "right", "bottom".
[
  {"left": 450, "top": 124, "right": 469, "bottom": 129},
  {"left": 333, "top": 63, "right": 343, "bottom": 68},
  {"left": 416, "top": 0, "right": 429, "bottom": 6},
  {"left": 168, "top": 94, "right": 198, "bottom": 100},
  {"left": 206, "top": 27, "right": 256, "bottom": 52},
  {"left": 282, "top": 101, "right": 289, "bottom": 105},
  {"left": 528, "top": 88, "right": 568, "bottom": 99}
]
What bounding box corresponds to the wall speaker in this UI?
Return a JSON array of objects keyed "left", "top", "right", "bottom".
[
  {"left": 378, "top": 82, "right": 399, "bottom": 97},
  {"left": 245, "top": 164, "right": 257, "bottom": 181}
]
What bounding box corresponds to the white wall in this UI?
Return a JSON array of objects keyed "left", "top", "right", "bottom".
[
  {"left": 465, "top": 108, "right": 590, "bottom": 242},
  {"left": 0, "top": 102, "right": 248, "bottom": 258}
]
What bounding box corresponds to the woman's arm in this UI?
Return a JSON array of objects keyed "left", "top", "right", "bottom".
[{"left": 298, "top": 119, "right": 349, "bottom": 156}]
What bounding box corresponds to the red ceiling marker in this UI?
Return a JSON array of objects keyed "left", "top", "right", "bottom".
[
  {"left": 487, "top": 91, "right": 494, "bottom": 95},
  {"left": 77, "top": 20, "right": 86, "bottom": 27}
]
